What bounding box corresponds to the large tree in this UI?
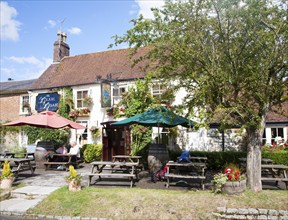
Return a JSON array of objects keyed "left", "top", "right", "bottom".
[{"left": 113, "top": 0, "right": 288, "bottom": 191}]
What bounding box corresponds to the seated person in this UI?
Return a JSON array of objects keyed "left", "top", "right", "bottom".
[
  {"left": 68, "top": 141, "right": 81, "bottom": 167},
  {"left": 56, "top": 144, "right": 67, "bottom": 154},
  {"left": 68, "top": 141, "right": 80, "bottom": 158},
  {"left": 55, "top": 144, "right": 68, "bottom": 170},
  {"left": 177, "top": 151, "right": 191, "bottom": 163}
]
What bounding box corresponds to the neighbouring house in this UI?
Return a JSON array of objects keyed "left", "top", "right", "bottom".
[
  {"left": 1, "top": 31, "right": 287, "bottom": 159},
  {"left": 0, "top": 79, "right": 36, "bottom": 151}
]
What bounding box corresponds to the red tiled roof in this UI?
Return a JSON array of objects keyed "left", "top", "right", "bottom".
[
  {"left": 31, "top": 46, "right": 287, "bottom": 124},
  {"left": 32, "top": 47, "right": 151, "bottom": 90},
  {"left": 266, "top": 102, "right": 288, "bottom": 123}
]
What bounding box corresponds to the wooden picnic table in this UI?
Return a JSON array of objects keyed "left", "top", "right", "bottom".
[
  {"left": 113, "top": 155, "right": 143, "bottom": 171},
  {"left": 261, "top": 164, "right": 288, "bottom": 189},
  {"left": 88, "top": 161, "right": 139, "bottom": 188},
  {"left": 0, "top": 152, "right": 35, "bottom": 159},
  {"left": 165, "top": 161, "right": 207, "bottom": 190},
  {"left": 112, "top": 155, "right": 142, "bottom": 163},
  {"left": 43, "top": 154, "right": 81, "bottom": 171},
  {"left": 0, "top": 157, "right": 36, "bottom": 176}
]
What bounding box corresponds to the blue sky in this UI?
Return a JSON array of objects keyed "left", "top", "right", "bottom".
[{"left": 0, "top": 0, "right": 165, "bottom": 82}]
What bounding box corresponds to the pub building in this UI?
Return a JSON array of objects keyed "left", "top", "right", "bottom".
[{"left": 1, "top": 31, "right": 287, "bottom": 161}]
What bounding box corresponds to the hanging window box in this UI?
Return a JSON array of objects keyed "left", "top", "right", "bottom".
[{"left": 78, "top": 107, "right": 91, "bottom": 117}]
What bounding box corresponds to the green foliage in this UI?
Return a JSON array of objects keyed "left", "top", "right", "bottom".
[
  {"left": 130, "top": 125, "right": 152, "bottom": 157},
  {"left": 83, "top": 144, "right": 102, "bottom": 163},
  {"left": 112, "top": 74, "right": 157, "bottom": 156},
  {"left": 212, "top": 173, "right": 228, "bottom": 194},
  {"left": 262, "top": 151, "right": 288, "bottom": 166},
  {"left": 0, "top": 124, "right": 20, "bottom": 147},
  {"left": 65, "top": 165, "right": 81, "bottom": 185},
  {"left": 114, "top": 0, "right": 287, "bottom": 190},
  {"left": 58, "top": 87, "right": 74, "bottom": 120},
  {"left": 112, "top": 0, "right": 288, "bottom": 143},
  {"left": 116, "top": 73, "right": 156, "bottom": 118},
  {"left": 184, "top": 151, "right": 247, "bottom": 171},
  {"left": 23, "top": 126, "right": 69, "bottom": 145},
  {"left": 0, "top": 161, "right": 14, "bottom": 179}
]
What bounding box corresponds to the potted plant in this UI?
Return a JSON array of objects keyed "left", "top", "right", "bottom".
[
  {"left": 212, "top": 164, "right": 246, "bottom": 194},
  {"left": 83, "top": 96, "right": 93, "bottom": 107},
  {"left": 65, "top": 165, "right": 81, "bottom": 191},
  {"left": 69, "top": 109, "right": 79, "bottom": 118},
  {"left": 79, "top": 107, "right": 90, "bottom": 116},
  {"left": 90, "top": 126, "right": 101, "bottom": 139},
  {"left": 0, "top": 161, "right": 15, "bottom": 189}
]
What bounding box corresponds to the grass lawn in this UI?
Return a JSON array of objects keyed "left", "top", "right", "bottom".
[{"left": 29, "top": 187, "right": 288, "bottom": 220}]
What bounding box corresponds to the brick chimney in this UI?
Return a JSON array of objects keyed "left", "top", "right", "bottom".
[{"left": 53, "top": 31, "right": 70, "bottom": 63}]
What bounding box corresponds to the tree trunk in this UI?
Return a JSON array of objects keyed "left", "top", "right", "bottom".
[{"left": 246, "top": 117, "right": 266, "bottom": 192}]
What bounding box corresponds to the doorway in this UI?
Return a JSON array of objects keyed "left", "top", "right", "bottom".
[{"left": 101, "top": 121, "right": 131, "bottom": 161}]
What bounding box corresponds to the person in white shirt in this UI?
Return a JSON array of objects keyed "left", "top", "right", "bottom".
[{"left": 69, "top": 141, "right": 81, "bottom": 159}]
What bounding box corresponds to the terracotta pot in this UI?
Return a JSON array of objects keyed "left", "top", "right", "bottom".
[
  {"left": 222, "top": 179, "right": 246, "bottom": 195},
  {"left": 0, "top": 177, "right": 14, "bottom": 189},
  {"left": 68, "top": 179, "right": 81, "bottom": 192}
]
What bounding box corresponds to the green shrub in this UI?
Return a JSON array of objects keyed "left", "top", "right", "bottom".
[
  {"left": 187, "top": 151, "right": 247, "bottom": 171},
  {"left": 262, "top": 151, "right": 288, "bottom": 166},
  {"left": 83, "top": 144, "right": 102, "bottom": 163}
]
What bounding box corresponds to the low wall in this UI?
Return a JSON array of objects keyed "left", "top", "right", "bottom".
[{"left": 213, "top": 207, "right": 288, "bottom": 220}]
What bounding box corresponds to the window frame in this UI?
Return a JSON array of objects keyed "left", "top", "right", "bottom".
[
  {"left": 76, "top": 90, "right": 89, "bottom": 108},
  {"left": 112, "top": 85, "right": 127, "bottom": 105},
  {"left": 20, "top": 95, "right": 30, "bottom": 115}
]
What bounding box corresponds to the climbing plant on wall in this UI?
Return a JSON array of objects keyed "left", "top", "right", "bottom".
[{"left": 58, "top": 87, "right": 74, "bottom": 120}]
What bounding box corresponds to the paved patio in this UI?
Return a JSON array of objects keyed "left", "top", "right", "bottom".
[{"left": 12, "top": 163, "right": 287, "bottom": 190}]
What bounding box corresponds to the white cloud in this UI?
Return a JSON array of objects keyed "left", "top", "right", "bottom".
[
  {"left": 134, "top": 0, "right": 165, "bottom": 19},
  {"left": 48, "top": 20, "right": 56, "bottom": 28},
  {"left": 9, "top": 56, "right": 42, "bottom": 66},
  {"left": 1, "top": 56, "right": 53, "bottom": 81},
  {"left": 0, "top": 1, "right": 21, "bottom": 41},
  {"left": 1, "top": 67, "right": 15, "bottom": 74},
  {"left": 67, "top": 27, "right": 82, "bottom": 35}
]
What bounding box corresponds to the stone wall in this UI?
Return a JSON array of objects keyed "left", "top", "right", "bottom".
[{"left": 213, "top": 207, "right": 288, "bottom": 220}]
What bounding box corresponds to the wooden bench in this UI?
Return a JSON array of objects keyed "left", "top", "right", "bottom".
[
  {"left": 43, "top": 154, "right": 82, "bottom": 171},
  {"left": 43, "top": 161, "right": 70, "bottom": 171},
  {"left": 165, "top": 173, "right": 206, "bottom": 190},
  {"left": 88, "top": 173, "right": 136, "bottom": 188},
  {"left": 261, "top": 177, "right": 288, "bottom": 189}
]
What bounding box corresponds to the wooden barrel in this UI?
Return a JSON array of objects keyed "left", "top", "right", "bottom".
[
  {"left": 34, "top": 147, "right": 48, "bottom": 169},
  {"left": 147, "top": 143, "right": 169, "bottom": 173}
]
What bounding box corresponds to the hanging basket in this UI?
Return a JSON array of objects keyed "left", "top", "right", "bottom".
[
  {"left": 0, "top": 177, "right": 15, "bottom": 189},
  {"left": 222, "top": 179, "right": 246, "bottom": 195}
]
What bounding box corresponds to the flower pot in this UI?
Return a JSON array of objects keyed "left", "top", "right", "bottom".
[
  {"left": 222, "top": 179, "right": 246, "bottom": 195},
  {"left": 68, "top": 179, "right": 81, "bottom": 192},
  {"left": 0, "top": 177, "right": 14, "bottom": 189}
]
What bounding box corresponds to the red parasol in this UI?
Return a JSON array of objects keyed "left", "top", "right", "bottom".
[{"left": 3, "top": 111, "right": 85, "bottom": 129}]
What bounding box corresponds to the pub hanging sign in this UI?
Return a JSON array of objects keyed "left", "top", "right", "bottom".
[{"left": 36, "top": 92, "right": 59, "bottom": 112}]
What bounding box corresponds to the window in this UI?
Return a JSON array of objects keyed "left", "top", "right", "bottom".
[
  {"left": 271, "top": 127, "right": 284, "bottom": 144},
  {"left": 152, "top": 83, "right": 165, "bottom": 99},
  {"left": 20, "top": 95, "right": 30, "bottom": 114},
  {"left": 112, "top": 86, "right": 126, "bottom": 105},
  {"left": 76, "top": 90, "right": 88, "bottom": 108}
]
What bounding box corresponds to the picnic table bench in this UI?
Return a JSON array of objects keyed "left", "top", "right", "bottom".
[
  {"left": 261, "top": 164, "right": 288, "bottom": 189},
  {"left": 112, "top": 155, "right": 143, "bottom": 171},
  {"left": 88, "top": 161, "right": 139, "bottom": 188},
  {"left": 165, "top": 160, "right": 207, "bottom": 190},
  {"left": 0, "top": 157, "right": 36, "bottom": 177},
  {"left": 43, "top": 154, "right": 81, "bottom": 171}
]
